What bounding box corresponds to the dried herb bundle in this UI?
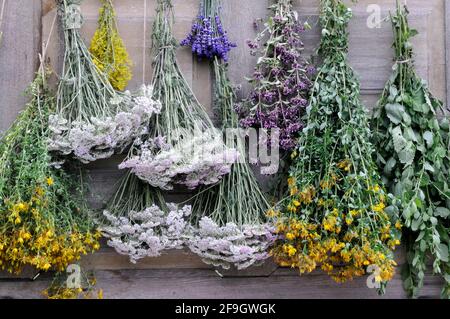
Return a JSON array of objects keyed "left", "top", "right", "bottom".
[
  {"left": 272, "top": 0, "right": 401, "bottom": 289},
  {"left": 188, "top": 59, "right": 274, "bottom": 270},
  {"left": 372, "top": 1, "right": 450, "bottom": 298},
  {"left": 120, "top": 0, "right": 237, "bottom": 191},
  {"left": 236, "top": 0, "right": 314, "bottom": 152},
  {"left": 49, "top": 0, "right": 159, "bottom": 164},
  {"left": 90, "top": 0, "right": 133, "bottom": 91},
  {"left": 0, "top": 73, "right": 100, "bottom": 274}
]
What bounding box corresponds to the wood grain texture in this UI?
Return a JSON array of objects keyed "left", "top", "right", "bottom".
[
  {"left": 446, "top": 0, "right": 450, "bottom": 109},
  {"left": 0, "top": 0, "right": 41, "bottom": 134},
  {"left": 0, "top": 268, "right": 443, "bottom": 299}
]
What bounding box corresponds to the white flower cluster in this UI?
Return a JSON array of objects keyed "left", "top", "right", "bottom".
[
  {"left": 119, "top": 130, "right": 239, "bottom": 190},
  {"left": 102, "top": 204, "right": 192, "bottom": 263},
  {"left": 187, "top": 217, "right": 276, "bottom": 270},
  {"left": 48, "top": 85, "right": 162, "bottom": 163}
]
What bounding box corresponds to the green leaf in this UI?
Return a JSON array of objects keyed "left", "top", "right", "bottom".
[
  {"left": 385, "top": 103, "right": 405, "bottom": 124},
  {"left": 392, "top": 126, "right": 407, "bottom": 153},
  {"left": 384, "top": 157, "right": 397, "bottom": 175},
  {"left": 435, "top": 207, "right": 450, "bottom": 218},
  {"left": 424, "top": 162, "right": 435, "bottom": 173},
  {"left": 423, "top": 131, "right": 434, "bottom": 148},
  {"left": 436, "top": 243, "right": 449, "bottom": 262},
  {"left": 398, "top": 141, "right": 416, "bottom": 166}
]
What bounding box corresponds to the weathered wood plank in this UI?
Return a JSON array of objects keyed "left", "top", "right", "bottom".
[
  {"left": 0, "top": 268, "right": 443, "bottom": 299},
  {"left": 446, "top": 0, "right": 450, "bottom": 108},
  {"left": 0, "top": 0, "right": 41, "bottom": 134}
]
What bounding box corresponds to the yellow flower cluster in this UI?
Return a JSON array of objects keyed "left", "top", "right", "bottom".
[
  {"left": 272, "top": 159, "right": 402, "bottom": 284},
  {"left": 43, "top": 276, "right": 103, "bottom": 299},
  {"left": 90, "top": 0, "right": 132, "bottom": 91},
  {"left": 0, "top": 181, "right": 101, "bottom": 274}
]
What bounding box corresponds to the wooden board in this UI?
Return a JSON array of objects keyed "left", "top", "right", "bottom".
[{"left": 0, "top": 268, "right": 443, "bottom": 299}]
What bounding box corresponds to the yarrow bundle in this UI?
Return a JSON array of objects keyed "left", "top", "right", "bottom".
[
  {"left": 185, "top": 0, "right": 275, "bottom": 268},
  {"left": 181, "top": 0, "right": 236, "bottom": 61},
  {"left": 49, "top": 0, "right": 159, "bottom": 164},
  {"left": 100, "top": 172, "right": 191, "bottom": 263},
  {"left": 236, "top": 0, "right": 314, "bottom": 152},
  {"left": 0, "top": 73, "right": 101, "bottom": 274},
  {"left": 120, "top": 0, "right": 238, "bottom": 190},
  {"left": 271, "top": 0, "right": 401, "bottom": 290},
  {"left": 90, "top": 0, "right": 133, "bottom": 91},
  {"left": 372, "top": 1, "right": 450, "bottom": 298}
]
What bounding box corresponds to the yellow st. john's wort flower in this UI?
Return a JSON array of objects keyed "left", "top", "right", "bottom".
[
  {"left": 90, "top": 0, "right": 132, "bottom": 91},
  {"left": 46, "top": 177, "right": 54, "bottom": 186},
  {"left": 371, "top": 202, "right": 386, "bottom": 213}
]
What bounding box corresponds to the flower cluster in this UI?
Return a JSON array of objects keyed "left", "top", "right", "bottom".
[
  {"left": 272, "top": 0, "right": 401, "bottom": 290},
  {"left": 43, "top": 272, "right": 102, "bottom": 299},
  {"left": 49, "top": 85, "right": 161, "bottom": 163},
  {"left": 187, "top": 217, "right": 275, "bottom": 270},
  {"left": 90, "top": 0, "right": 133, "bottom": 91},
  {"left": 120, "top": 130, "right": 239, "bottom": 190},
  {"left": 236, "top": 0, "right": 314, "bottom": 151},
  {"left": 181, "top": 0, "right": 236, "bottom": 62},
  {"left": 102, "top": 204, "right": 191, "bottom": 263},
  {"left": 272, "top": 179, "right": 401, "bottom": 283}
]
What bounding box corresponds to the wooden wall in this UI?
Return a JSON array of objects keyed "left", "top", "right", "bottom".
[{"left": 0, "top": 0, "right": 448, "bottom": 299}]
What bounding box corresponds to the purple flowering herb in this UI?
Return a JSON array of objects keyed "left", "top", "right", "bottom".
[
  {"left": 237, "top": 0, "right": 315, "bottom": 152},
  {"left": 181, "top": 0, "right": 236, "bottom": 61}
]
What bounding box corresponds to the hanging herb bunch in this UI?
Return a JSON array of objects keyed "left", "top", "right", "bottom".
[
  {"left": 119, "top": 0, "right": 238, "bottom": 191},
  {"left": 235, "top": 0, "right": 314, "bottom": 152},
  {"left": 100, "top": 172, "right": 192, "bottom": 264},
  {"left": 48, "top": 0, "right": 161, "bottom": 164},
  {"left": 182, "top": 0, "right": 275, "bottom": 270},
  {"left": 271, "top": 0, "right": 402, "bottom": 288},
  {"left": 0, "top": 72, "right": 101, "bottom": 275},
  {"left": 372, "top": 1, "right": 450, "bottom": 298},
  {"left": 90, "top": 0, "right": 133, "bottom": 91},
  {"left": 180, "top": 0, "right": 236, "bottom": 61}
]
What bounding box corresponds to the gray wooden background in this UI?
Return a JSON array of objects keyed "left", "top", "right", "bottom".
[{"left": 0, "top": 0, "right": 448, "bottom": 299}]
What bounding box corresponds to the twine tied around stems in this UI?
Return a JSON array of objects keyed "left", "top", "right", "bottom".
[{"left": 63, "top": 4, "right": 83, "bottom": 30}]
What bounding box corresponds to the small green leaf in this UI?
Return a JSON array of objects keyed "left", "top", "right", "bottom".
[
  {"left": 435, "top": 207, "right": 450, "bottom": 218},
  {"left": 436, "top": 244, "right": 449, "bottom": 262},
  {"left": 385, "top": 103, "right": 405, "bottom": 124},
  {"left": 423, "top": 131, "right": 434, "bottom": 148}
]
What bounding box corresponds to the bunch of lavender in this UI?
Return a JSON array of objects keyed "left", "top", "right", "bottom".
[
  {"left": 187, "top": 55, "right": 275, "bottom": 269},
  {"left": 181, "top": 0, "right": 236, "bottom": 61},
  {"left": 121, "top": 0, "right": 237, "bottom": 190},
  {"left": 236, "top": 0, "right": 314, "bottom": 152},
  {"left": 49, "top": 0, "right": 160, "bottom": 163},
  {"left": 100, "top": 172, "right": 192, "bottom": 263}
]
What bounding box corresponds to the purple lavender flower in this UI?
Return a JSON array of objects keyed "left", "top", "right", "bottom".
[{"left": 181, "top": 12, "right": 236, "bottom": 61}]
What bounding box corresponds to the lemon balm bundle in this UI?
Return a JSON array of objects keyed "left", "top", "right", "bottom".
[
  {"left": 0, "top": 73, "right": 100, "bottom": 274},
  {"left": 272, "top": 0, "right": 401, "bottom": 289},
  {"left": 49, "top": 0, "right": 160, "bottom": 164},
  {"left": 372, "top": 1, "right": 450, "bottom": 298}
]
